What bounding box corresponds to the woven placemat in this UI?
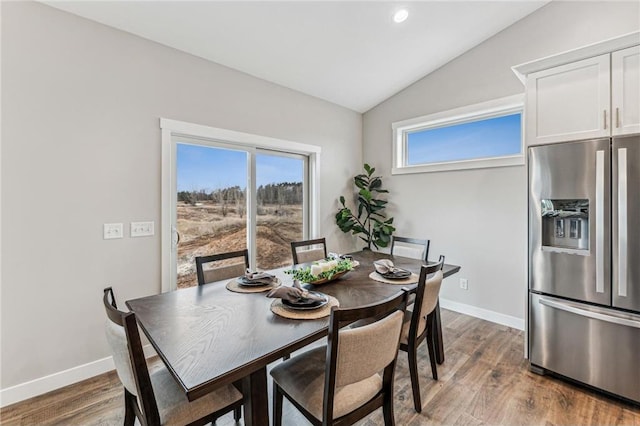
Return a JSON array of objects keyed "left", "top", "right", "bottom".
[
  {"left": 270, "top": 296, "right": 339, "bottom": 320},
  {"left": 368, "top": 271, "right": 419, "bottom": 285},
  {"left": 226, "top": 277, "right": 282, "bottom": 293}
]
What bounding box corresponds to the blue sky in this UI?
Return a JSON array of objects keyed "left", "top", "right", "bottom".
[
  {"left": 407, "top": 113, "right": 522, "bottom": 164},
  {"left": 177, "top": 143, "right": 303, "bottom": 191}
]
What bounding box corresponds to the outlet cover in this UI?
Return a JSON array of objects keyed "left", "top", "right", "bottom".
[
  {"left": 104, "top": 223, "right": 124, "bottom": 240},
  {"left": 460, "top": 278, "right": 468, "bottom": 290},
  {"left": 131, "top": 221, "right": 155, "bottom": 237}
]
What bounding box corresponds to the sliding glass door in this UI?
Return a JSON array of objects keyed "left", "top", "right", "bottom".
[
  {"left": 255, "top": 151, "right": 306, "bottom": 270},
  {"left": 173, "top": 138, "right": 308, "bottom": 288},
  {"left": 175, "top": 142, "right": 249, "bottom": 288}
]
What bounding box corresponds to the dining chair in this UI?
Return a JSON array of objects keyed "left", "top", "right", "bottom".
[
  {"left": 291, "top": 237, "right": 327, "bottom": 265},
  {"left": 270, "top": 290, "right": 409, "bottom": 426},
  {"left": 102, "top": 287, "right": 244, "bottom": 426},
  {"left": 399, "top": 256, "right": 445, "bottom": 413},
  {"left": 195, "top": 249, "right": 250, "bottom": 285},
  {"left": 390, "top": 236, "right": 430, "bottom": 261}
]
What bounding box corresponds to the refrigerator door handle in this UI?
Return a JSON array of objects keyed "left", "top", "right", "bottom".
[
  {"left": 618, "top": 148, "right": 628, "bottom": 297},
  {"left": 595, "top": 150, "right": 605, "bottom": 294},
  {"left": 539, "top": 297, "right": 640, "bottom": 329}
]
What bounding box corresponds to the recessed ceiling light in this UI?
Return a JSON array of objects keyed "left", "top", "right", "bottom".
[{"left": 393, "top": 9, "right": 409, "bottom": 23}]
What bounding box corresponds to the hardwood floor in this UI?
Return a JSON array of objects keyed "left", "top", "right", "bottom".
[{"left": 2, "top": 309, "right": 639, "bottom": 425}]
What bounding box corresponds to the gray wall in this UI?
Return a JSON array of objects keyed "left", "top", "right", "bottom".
[
  {"left": 0, "top": 2, "right": 361, "bottom": 389},
  {"left": 363, "top": 1, "right": 640, "bottom": 321}
]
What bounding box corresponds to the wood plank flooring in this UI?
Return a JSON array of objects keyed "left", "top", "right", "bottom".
[{"left": 2, "top": 309, "right": 639, "bottom": 425}]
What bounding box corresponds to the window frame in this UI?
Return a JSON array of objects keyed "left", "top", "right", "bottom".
[
  {"left": 161, "top": 118, "right": 321, "bottom": 292},
  {"left": 391, "top": 94, "right": 525, "bottom": 174}
]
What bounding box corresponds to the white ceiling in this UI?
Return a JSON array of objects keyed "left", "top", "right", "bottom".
[{"left": 44, "top": 1, "right": 548, "bottom": 113}]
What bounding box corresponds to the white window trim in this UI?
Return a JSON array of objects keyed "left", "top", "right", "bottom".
[
  {"left": 160, "top": 118, "right": 321, "bottom": 293},
  {"left": 392, "top": 94, "right": 525, "bottom": 175}
]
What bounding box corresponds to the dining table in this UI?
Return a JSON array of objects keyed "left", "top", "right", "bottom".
[{"left": 126, "top": 250, "right": 461, "bottom": 425}]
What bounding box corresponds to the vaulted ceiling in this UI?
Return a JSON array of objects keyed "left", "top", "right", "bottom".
[{"left": 45, "top": 1, "right": 548, "bottom": 112}]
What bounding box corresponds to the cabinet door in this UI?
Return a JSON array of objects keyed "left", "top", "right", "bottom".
[
  {"left": 526, "top": 54, "right": 610, "bottom": 146},
  {"left": 612, "top": 46, "right": 640, "bottom": 136}
]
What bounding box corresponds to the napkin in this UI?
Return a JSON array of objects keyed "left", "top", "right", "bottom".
[
  {"left": 373, "top": 259, "right": 410, "bottom": 274},
  {"left": 373, "top": 259, "right": 396, "bottom": 274},
  {"left": 242, "top": 269, "right": 276, "bottom": 284},
  {"left": 329, "top": 252, "right": 353, "bottom": 261},
  {"left": 266, "top": 280, "right": 325, "bottom": 303}
]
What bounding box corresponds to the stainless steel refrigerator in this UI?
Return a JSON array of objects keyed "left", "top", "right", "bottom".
[{"left": 528, "top": 135, "right": 640, "bottom": 403}]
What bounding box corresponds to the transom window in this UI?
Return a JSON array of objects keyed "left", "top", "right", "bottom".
[{"left": 392, "top": 94, "right": 524, "bottom": 174}]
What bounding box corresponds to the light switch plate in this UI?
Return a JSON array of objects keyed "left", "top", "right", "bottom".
[
  {"left": 131, "top": 221, "right": 154, "bottom": 237},
  {"left": 104, "top": 223, "right": 124, "bottom": 239}
]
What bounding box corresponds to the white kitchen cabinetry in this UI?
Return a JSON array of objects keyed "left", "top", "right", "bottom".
[
  {"left": 514, "top": 32, "right": 640, "bottom": 146},
  {"left": 612, "top": 45, "right": 640, "bottom": 136},
  {"left": 525, "top": 55, "right": 610, "bottom": 145}
]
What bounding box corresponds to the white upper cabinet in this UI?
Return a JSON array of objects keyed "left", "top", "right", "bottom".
[
  {"left": 513, "top": 31, "right": 640, "bottom": 146},
  {"left": 525, "top": 54, "right": 611, "bottom": 146},
  {"left": 612, "top": 45, "right": 640, "bottom": 136}
]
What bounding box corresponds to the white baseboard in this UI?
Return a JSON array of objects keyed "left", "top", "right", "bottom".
[
  {"left": 0, "top": 345, "right": 156, "bottom": 408},
  {"left": 439, "top": 298, "right": 525, "bottom": 330}
]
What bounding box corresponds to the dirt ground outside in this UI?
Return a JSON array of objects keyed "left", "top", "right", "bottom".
[{"left": 177, "top": 201, "right": 303, "bottom": 288}]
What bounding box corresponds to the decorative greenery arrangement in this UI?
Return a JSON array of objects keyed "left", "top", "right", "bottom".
[
  {"left": 335, "top": 164, "right": 395, "bottom": 250},
  {"left": 285, "top": 258, "right": 354, "bottom": 283}
]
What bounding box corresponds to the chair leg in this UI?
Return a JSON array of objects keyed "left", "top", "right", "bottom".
[
  {"left": 383, "top": 391, "right": 396, "bottom": 426},
  {"left": 273, "top": 382, "right": 283, "bottom": 426},
  {"left": 233, "top": 405, "right": 242, "bottom": 422},
  {"left": 123, "top": 389, "right": 136, "bottom": 426},
  {"left": 407, "top": 345, "right": 422, "bottom": 413},
  {"left": 426, "top": 313, "right": 439, "bottom": 381}
]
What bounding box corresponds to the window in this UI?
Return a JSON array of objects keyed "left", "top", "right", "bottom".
[
  {"left": 161, "top": 119, "right": 321, "bottom": 292},
  {"left": 392, "top": 94, "right": 524, "bottom": 174}
]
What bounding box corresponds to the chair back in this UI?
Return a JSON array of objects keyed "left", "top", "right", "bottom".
[
  {"left": 412, "top": 256, "right": 445, "bottom": 337},
  {"left": 103, "top": 287, "right": 160, "bottom": 424},
  {"left": 195, "top": 249, "right": 250, "bottom": 285},
  {"left": 390, "top": 236, "right": 430, "bottom": 261},
  {"left": 291, "top": 238, "right": 327, "bottom": 265},
  {"left": 323, "top": 290, "right": 408, "bottom": 421}
]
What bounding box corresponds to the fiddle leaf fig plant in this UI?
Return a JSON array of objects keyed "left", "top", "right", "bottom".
[{"left": 335, "top": 163, "right": 395, "bottom": 250}]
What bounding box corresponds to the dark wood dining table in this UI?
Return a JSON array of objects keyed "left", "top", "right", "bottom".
[{"left": 126, "top": 250, "right": 460, "bottom": 426}]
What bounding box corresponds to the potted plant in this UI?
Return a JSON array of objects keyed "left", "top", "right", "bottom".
[{"left": 335, "top": 164, "right": 395, "bottom": 250}]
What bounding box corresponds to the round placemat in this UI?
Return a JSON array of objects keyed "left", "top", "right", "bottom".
[
  {"left": 270, "top": 296, "right": 339, "bottom": 320},
  {"left": 368, "top": 271, "right": 419, "bottom": 285},
  {"left": 226, "top": 277, "right": 282, "bottom": 293}
]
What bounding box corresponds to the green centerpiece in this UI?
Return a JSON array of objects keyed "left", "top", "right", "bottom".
[{"left": 285, "top": 258, "right": 354, "bottom": 284}]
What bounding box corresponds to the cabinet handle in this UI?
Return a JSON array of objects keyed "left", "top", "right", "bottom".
[
  {"left": 603, "top": 110, "right": 607, "bottom": 129},
  {"left": 616, "top": 107, "right": 620, "bottom": 128}
]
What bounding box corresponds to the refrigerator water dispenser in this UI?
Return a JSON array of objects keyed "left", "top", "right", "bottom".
[{"left": 541, "top": 199, "right": 589, "bottom": 251}]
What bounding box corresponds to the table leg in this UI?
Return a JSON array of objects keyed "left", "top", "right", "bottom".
[
  {"left": 434, "top": 300, "right": 445, "bottom": 364},
  {"left": 241, "top": 367, "right": 269, "bottom": 426}
]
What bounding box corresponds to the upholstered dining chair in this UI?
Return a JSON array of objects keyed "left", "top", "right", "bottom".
[
  {"left": 270, "top": 290, "right": 409, "bottom": 426},
  {"left": 400, "top": 256, "right": 445, "bottom": 413},
  {"left": 195, "top": 249, "right": 250, "bottom": 286},
  {"left": 390, "top": 236, "right": 430, "bottom": 261},
  {"left": 291, "top": 238, "right": 328, "bottom": 265},
  {"left": 102, "top": 287, "right": 244, "bottom": 426}
]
